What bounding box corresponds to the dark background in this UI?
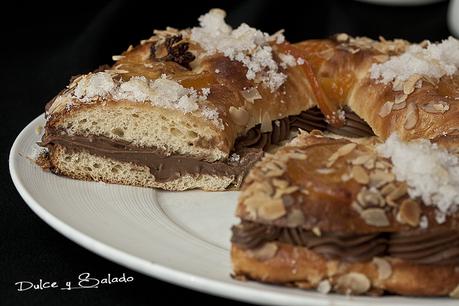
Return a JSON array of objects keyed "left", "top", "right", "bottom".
[{"left": 1, "top": 0, "right": 452, "bottom": 305}]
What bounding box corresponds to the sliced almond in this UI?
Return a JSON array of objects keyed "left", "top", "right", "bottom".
[
  {"left": 352, "top": 165, "right": 370, "bottom": 184},
  {"left": 361, "top": 208, "right": 390, "bottom": 227},
  {"left": 327, "top": 143, "right": 357, "bottom": 167},
  {"left": 287, "top": 151, "right": 308, "bottom": 160},
  {"left": 335, "top": 273, "right": 371, "bottom": 295},
  {"left": 363, "top": 157, "right": 376, "bottom": 170},
  {"left": 378, "top": 101, "right": 393, "bottom": 118},
  {"left": 229, "top": 106, "right": 249, "bottom": 126},
  {"left": 317, "top": 280, "right": 332, "bottom": 294},
  {"left": 240, "top": 87, "right": 262, "bottom": 103},
  {"left": 403, "top": 74, "right": 421, "bottom": 95},
  {"left": 419, "top": 101, "right": 450, "bottom": 114},
  {"left": 397, "top": 199, "right": 421, "bottom": 226},
  {"left": 112, "top": 55, "right": 125, "bottom": 61},
  {"left": 392, "top": 100, "right": 406, "bottom": 111},
  {"left": 258, "top": 198, "right": 286, "bottom": 220},
  {"left": 375, "top": 160, "right": 391, "bottom": 170},
  {"left": 393, "top": 78, "right": 403, "bottom": 91},
  {"left": 336, "top": 33, "right": 349, "bottom": 42},
  {"left": 351, "top": 154, "right": 373, "bottom": 166},
  {"left": 394, "top": 92, "right": 408, "bottom": 104},
  {"left": 369, "top": 170, "right": 395, "bottom": 188},
  {"left": 271, "top": 178, "right": 289, "bottom": 189},
  {"left": 380, "top": 183, "right": 396, "bottom": 196},
  {"left": 373, "top": 257, "right": 392, "bottom": 280},
  {"left": 386, "top": 183, "right": 408, "bottom": 206},
  {"left": 273, "top": 186, "right": 299, "bottom": 198},
  {"left": 248, "top": 242, "right": 278, "bottom": 261},
  {"left": 357, "top": 188, "right": 385, "bottom": 207},
  {"left": 404, "top": 102, "right": 418, "bottom": 130},
  {"left": 316, "top": 168, "right": 336, "bottom": 175},
  {"left": 286, "top": 209, "right": 305, "bottom": 227},
  {"left": 312, "top": 227, "right": 322, "bottom": 237},
  {"left": 450, "top": 284, "right": 459, "bottom": 298},
  {"left": 260, "top": 112, "right": 273, "bottom": 133}
]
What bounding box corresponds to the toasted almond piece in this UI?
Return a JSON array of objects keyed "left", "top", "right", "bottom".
[
  {"left": 380, "top": 183, "right": 396, "bottom": 196},
  {"left": 450, "top": 284, "right": 459, "bottom": 298},
  {"left": 112, "top": 55, "right": 125, "bottom": 61},
  {"left": 317, "top": 280, "right": 332, "bottom": 294},
  {"left": 288, "top": 152, "right": 308, "bottom": 160},
  {"left": 373, "top": 257, "right": 392, "bottom": 280},
  {"left": 370, "top": 170, "right": 395, "bottom": 188},
  {"left": 361, "top": 208, "right": 390, "bottom": 226},
  {"left": 240, "top": 87, "right": 262, "bottom": 103},
  {"left": 286, "top": 209, "right": 305, "bottom": 227},
  {"left": 316, "top": 168, "right": 336, "bottom": 175},
  {"left": 386, "top": 183, "right": 408, "bottom": 206},
  {"left": 352, "top": 165, "right": 370, "bottom": 184},
  {"left": 378, "top": 101, "right": 393, "bottom": 118},
  {"left": 274, "top": 185, "right": 300, "bottom": 198},
  {"left": 394, "top": 92, "right": 408, "bottom": 104},
  {"left": 419, "top": 100, "right": 450, "bottom": 114},
  {"left": 335, "top": 273, "right": 371, "bottom": 295},
  {"left": 327, "top": 143, "right": 357, "bottom": 167},
  {"left": 260, "top": 112, "right": 273, "bottom": 133},
  {"left": 229, "top": 106, "right": 250, "bottom": 126},
  {"left": 375, "top": 160, "right": 392, "bottom": 170},
  {"left": 336, "top": 33, "right": 349, "bottom": 42},
  {"left": 392, "top": 100, "right": 406, "bottom": 111},
  {"left": 403, "top": 74, "right": 421, "bottom": 95},
  {"left": 404, "top": 102, "right": 418, "bottom": 130},
  {"left": 312, "top": 227, "right": 322, "bottom": 237},
  {"left": 258, "top": 199, "right": 286, "bottom": 220},
  {"left": 357, "top": 188, "right": 385, "bottom": 207},
  {"left": 351, "top": 201, "right": 364, "bottom": 213},
  {"left": 351, "top": 154, "right": 373, "bottom": 166},
  {"left": 272, "top": 178, "right": 289, "bottom": 189},
  {"left": 397, "top": 199, "right": 421, "bottom": 226},
  {"left": 393, "top": 79, "right": 403, "bottom": 91},
  {"left": 247, "top": 242, "right": 278, "bottom": 261},
  {"left": 363, "top": 157, "right": 376, "bottom": 170}
]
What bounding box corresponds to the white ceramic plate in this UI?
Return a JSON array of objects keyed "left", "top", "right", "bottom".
[{"left": 9, "top": 114, "right": 456, "bottom": 306}]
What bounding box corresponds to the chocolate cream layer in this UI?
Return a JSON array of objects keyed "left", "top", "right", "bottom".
[
  {"left": 41, "top": 107, "right": 372, "bottom": 182},
  {"left": 231, "top": 221, "right": 459, "bottom": 265},
  {"left": 41, "top": 133, "right": 263, "bottom": 182},
  {"left": 235, "top": 107, "right": 374, "bottom": 151}
]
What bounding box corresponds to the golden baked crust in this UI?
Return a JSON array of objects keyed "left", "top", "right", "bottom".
[
  {"left": 236, "top": 132, "right": 459, "bottom": 232},
  {"left": 293, "top": 36, "right": 459, "bottom": 143},
  {"left": 232, "top": 243, "right": 459, "bottom": 296},
  {"left": 45, "top": 31, "right": 317, "bottom": 159}
]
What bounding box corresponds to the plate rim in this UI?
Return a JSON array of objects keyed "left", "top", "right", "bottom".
[{"left": 8, "top": 114, "right": 455, "bottom": 306}]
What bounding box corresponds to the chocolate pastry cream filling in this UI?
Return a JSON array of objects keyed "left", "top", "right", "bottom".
[
  {"left": 41, "top": 133, "right": 263, "bottom": 182},
  {"left": 40, "top": 108, "right": 373, "bottom": 182},
  {"left": 231, "top": 221, "right": 459, "bottom": 265}
]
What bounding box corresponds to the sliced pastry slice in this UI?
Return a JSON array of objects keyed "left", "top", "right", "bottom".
[
  {"left": 40, "top": 9, "right": 322, "bottom": 191},
  {"left": 231, "top": 131, "right": 459, "bottom": 297}
]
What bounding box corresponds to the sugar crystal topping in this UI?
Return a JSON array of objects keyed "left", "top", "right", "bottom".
[
  {"left": 190, "top": 9, "right": 287, "bottom": 91},
  {"left": 370, "top": 37, "right": 459, "bottom": 86},
  {"left": 377, "top": 134, "right": 459, "bottom": 223},
  {"left": 70, "top": 72, "right": 221, "bottom": 128}
]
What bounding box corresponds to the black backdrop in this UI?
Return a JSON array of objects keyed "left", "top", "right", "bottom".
[{"left": 1, "top": 1, "right": 451, "bottom": 305}]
